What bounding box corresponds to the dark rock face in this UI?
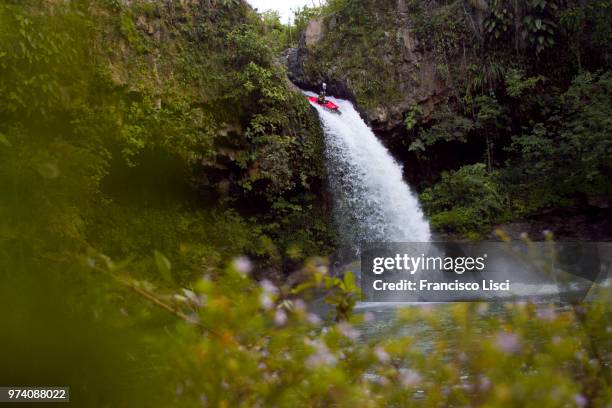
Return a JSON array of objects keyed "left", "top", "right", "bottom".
[
  {"left": 286, "top": 8, "right": 451, "bottom": 127},
  {"left": 285, "top": 47, "right": 357, "bottom": 102},
  {"left": 284, "top": 1, "right": 475, "bottom": 186},
  {"left": 285, "top": 48, "right": 305, "bottom": 85}
]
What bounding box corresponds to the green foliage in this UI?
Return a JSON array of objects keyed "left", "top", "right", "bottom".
[
  {"left": 79, "top": 252, "right": 612, "bottom": 407},
  {"left": 484, "top": 0, "right": 514, "bottom": 41},
  {"left": 504, "top": 71, "right": 612, "bottom": 213},
  {"left": 410, "top": 1, "right": 477, "bottom": 92},
  {"left": 504, "top": 68, "right": 544, "bottom": 97},
  {"left": 0, "top": 0, "right": 334, "bottom": 280},
  {"left": 88, "top": 203, "right": 263, "bottom": 283},
  {"left": 425, "top": 70, "right": 611, "bottom": 235},
  {"left": 522, "top": 0, "right": 561, "bottom": 55},
  {"left": 293, "top": 5, "right": 324, "bottom": 40},
  {"left": 299, "top": 0, "right": 405, "bottom": 110},
  {"left": 292, "top": 0, "right": 349, "bottom": 35},
  {"left": 421, "top": 164, "right": 507, "bottom": 236},
  {"left": 409, "top": 109, "right": 474, "bottom": 153},
  {"left": 466, "top": 59, "right": 507, "bottom": 94},
  {"left": 227, "top": 25, "right": 273, "bottom": 69},
  {"left": 483, "top": 0, "right": 571, "bottom": 56},
  {"left": 391, "top": 0, "right": 612, "bottom": 236},
  {"left": 257, "top": 10, "right": 300, "bottom": 52},
  {"left": 413, "top": 1, "right": 471, "bottom": 58},
  {"left": 473, "top": 95, "right": 502, "bottom": 129},
  {"left": 0, "top": 265, "right": 175, "bottom": 407},
  {"left": 403, "top": 104, "right": 423, "bottom": 131},
  {"left": 119, "top": 10, "right": 149, "bottom": 53}
]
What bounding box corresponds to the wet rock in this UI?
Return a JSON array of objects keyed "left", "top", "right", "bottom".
[
  {"left": 284, "top": 47, "right": 305, "bottom": 84},
  {"left": 304, "top": 17, "right": 326, "bottom": 47}
]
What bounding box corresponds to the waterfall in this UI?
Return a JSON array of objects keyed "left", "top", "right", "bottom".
[{"left": 306, "top": 92, "right": 431, "bottom": 250}]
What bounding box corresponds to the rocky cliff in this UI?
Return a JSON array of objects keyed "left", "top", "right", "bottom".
[
  {"left": 286, "top": 0, "right": 492, "bottom": 184},
  {"left": 287, "top": 0, "right": 494, "bottom": 126}
]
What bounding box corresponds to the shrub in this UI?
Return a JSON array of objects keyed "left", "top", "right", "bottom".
[{"left": 421, "top": 163, "right": 507, "bottom": 235}]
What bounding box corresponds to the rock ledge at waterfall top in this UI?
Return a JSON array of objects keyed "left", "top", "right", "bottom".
[{"left": 285, "top": 1, "right": 490, "bottom": 134}]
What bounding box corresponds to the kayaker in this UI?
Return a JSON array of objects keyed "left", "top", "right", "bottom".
[{"left": 317, "top": 82, "right": 327, "bottom": 104}]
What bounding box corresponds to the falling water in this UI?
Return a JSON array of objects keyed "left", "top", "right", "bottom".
[{"left": 306, "top": 92, "right": 431, "bottom": 250}]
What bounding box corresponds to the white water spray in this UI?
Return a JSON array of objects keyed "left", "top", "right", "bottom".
[{"left": 306, "top": 92, "right": 431, "bottom": 248}]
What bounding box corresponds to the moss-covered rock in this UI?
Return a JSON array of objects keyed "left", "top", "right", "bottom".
[
  {"left": 288, "top": 0, "right": 462, "bottom": 131},
  {"left": 0, "top": 0, "right": 336, "bottom": 280}
]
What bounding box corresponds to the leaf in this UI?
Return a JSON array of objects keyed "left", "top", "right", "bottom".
[
  {"left": 343, "top": 272, "right": 356, "bottom": 290},
  {"left": 0, "top": 132, "right": 11, "bottom": 148},
  {"left": 154, "top": 250, "right": 174, "bottom": 284}
]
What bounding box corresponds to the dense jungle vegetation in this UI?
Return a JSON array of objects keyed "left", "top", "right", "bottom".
[
  {"left": 292, "top": 0, "right": 611, "bottom": 238},
  {"left": 0, "top": 0, "right": 335, "bottom": 282},
  {"left": 0, "top": 0, "right": 610, "bottom": 406}
]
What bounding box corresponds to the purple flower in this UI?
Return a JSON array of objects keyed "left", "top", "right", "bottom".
[
  {"left": 495, "top": 332, "right": 521, "bottom": 354},
  {"left": 337, "top": 322, "right": 359, "bottom": 340},
  {"left": 479, "top": 376, "right": 491, "bottom": 391},
  {"left": 398, "top": 368, "right": 422, "bottom": 387},
  {"left": 260, "top": 279, "right": 278, "bottom": 295},
  {"left": 260, "top": 293, "right": 274, "bottom": 310},
  {"left": 307, "top": 313, "right": 322, "bottom": 326},
  {"left": 374, "top": 346, "right": 390, "bottom": 363},
  {"left": 232, "top": 256, "right": 252, "bottom": 276},
  {"left": 274, "top": 309, "right": 287, "bottom": 326},
  {"left": 305, "top": 340, "right": 337, "bottom": 368},
  {"left": 573, "top": 394, "right": 587, "bottom": 408},
  {"left": 536, "top": 306, "right": 556, "bottom": 321}
]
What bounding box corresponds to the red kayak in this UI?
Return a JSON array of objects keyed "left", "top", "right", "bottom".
[{"left": 308, "top": 97, "right": 341, "bottom": 114}]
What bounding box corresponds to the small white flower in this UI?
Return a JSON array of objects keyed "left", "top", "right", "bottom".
[
  {"left": 87, "top": 257, "right": 96, "bottom": 268},
  {"left": 477, "top": 303, "right": 489, "bottom": 315},
  {"left": 307, "top": 313, "right": 322, "bottom": 326},
  {"left": 419, "top": 304, "right": 434, "bottom": 315},
  {"left": 232, "top": 256, "right": 252, "bottom": 276},
  {"left": 315, "top": 264, "right": 328, "bottom": 275},
  {"left": 495, "top": 332, "right": 520, "bottom": 354},
  {"left": 186, "top": 313, "right": 200, "bottom": 325},
  {"left": 260, "top": 279, "right": 278, "bottom": 295},
  {"left": 274, "top": 309, "right": 287, "bottom": 326},
  {"left": 536, "top": 306, "right": 556, "bottom": 321},
  {"left": 374, "top": 346, "right": 390, "bottom": 363},
  {"left": 293, "top": 299, "right": 307, "bottom": 312},
  {"left": 398, "top": 368, "right": 421, "bottom": 387},
  {"left": 337, "top": 322, "right": 359, "bottom": 341},
  {"left": 573, "top": 394, "right": 587, "bottom": 408},
  {"left": 182, "top": 289, "right": 202, "bottom": 307},
  {"left": 363, "top": 312, "right": 374, "bottom": 323},
  {"left": 260, "top": 293, "right": 274, "bottom": 310},
  {"left": 479, "top": 376, "right": 491, "bottom": 391},
  {"left": 461, "top": 382, "right": 473, "bottom": 392},
  {"left": 305, "top": 340, "right": 337, "bottom": 369}
]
